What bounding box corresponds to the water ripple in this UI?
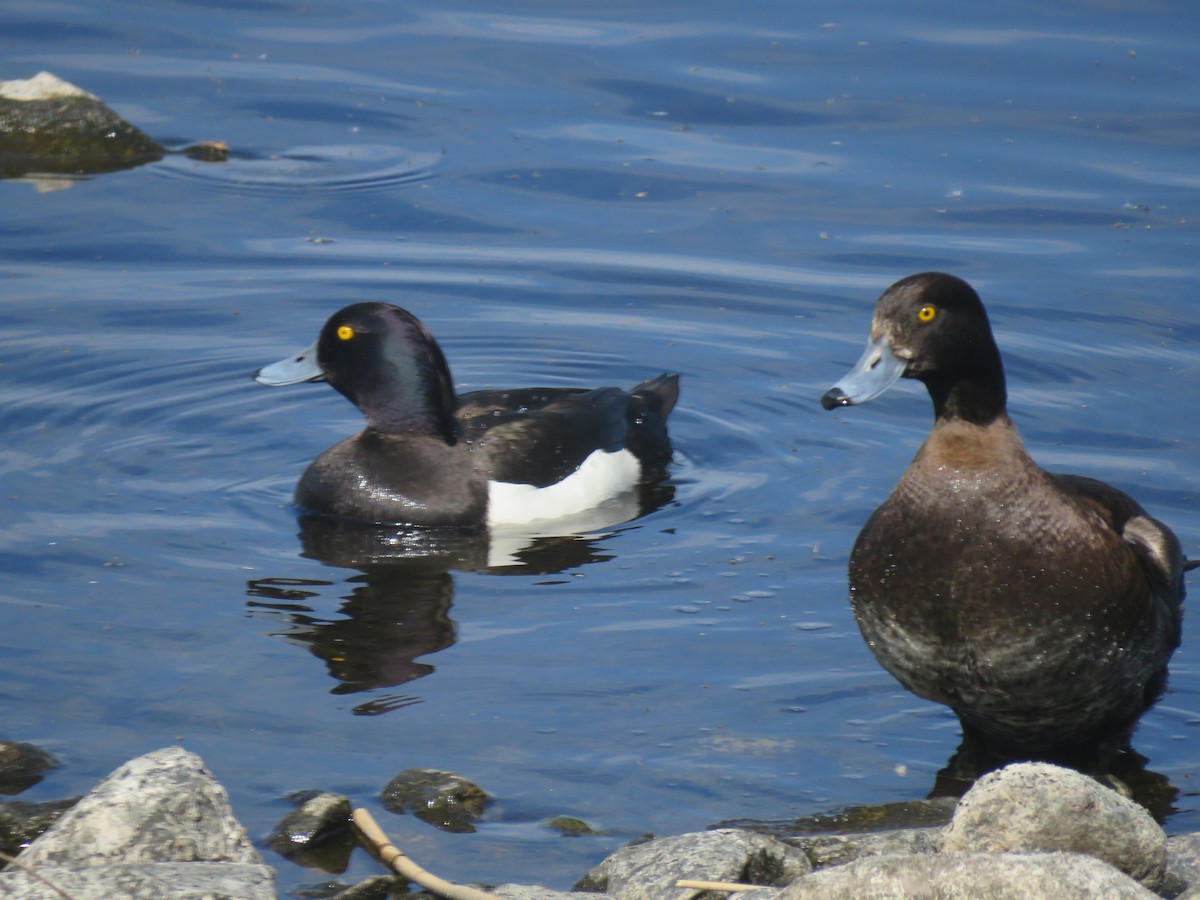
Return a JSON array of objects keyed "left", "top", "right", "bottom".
[
  {"left": 244, "top": 236, "right": 893, "bottom": 291},
  {"left": 153, "top": 143, "right": 440, "bottom": 195}
]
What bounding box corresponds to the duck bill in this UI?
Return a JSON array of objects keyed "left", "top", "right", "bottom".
[
  {"left": 821, "top": 336, "right": 907, "bottom": 409},
  {"left": 253, "top": 340, "right": 324, "bottom": 386}
]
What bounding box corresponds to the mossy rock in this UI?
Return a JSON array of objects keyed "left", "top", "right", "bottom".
[
  {"left": 544, "top": 815, "right": 603, "bottom": 837},
  {"left": 0, "top": 71, "right": 163, "bottom": 177},
  {"left": 380, "top": 768, "right": 490, "bottom": 834}
]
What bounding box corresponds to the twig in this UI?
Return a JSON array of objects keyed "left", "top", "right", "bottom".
[
  {"left": 0, "top": 850, "right": 76, "bottom": 900},
  {"left": 352, "top": 807, "right": 501, "bottom": 900},
  {"left": 676, "top": 878, "right": 762, "bottom": 892}
]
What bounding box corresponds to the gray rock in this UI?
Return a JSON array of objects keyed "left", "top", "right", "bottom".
[
  {"left": 18, "top": 746, "right": 260, "bottom": 867},
  {"left": 0, "top": 747, "right": 275, "bottom": 900},
  {"left": 1165, "top": 832, "right": 1200, "bottom": 897},
  {"left": 785, "top": 825, "right": 943, "bottom": 869},
  {"left": 493, "top": 885, "right": 616, "bottom": 899},
  {"left": 575, "top": 828, "right": 812, "bottom": 900},
  {"left": 775, "top": 851, "right": 1159, "bottom": 899},
  {"left": 942, "top": 762, "right": 1167, "bottom": 890},
  {"left": 0, "top": 861, "right": 274, "bottom": 900}
]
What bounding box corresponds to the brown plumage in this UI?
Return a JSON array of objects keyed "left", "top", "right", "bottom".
[{"left": 823, "top": 273, "right": 1188, "bottom": 764}]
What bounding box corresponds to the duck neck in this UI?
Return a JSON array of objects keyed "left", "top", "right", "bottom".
[
  {"left": 924, "top": 361, "right": 1007, "bottom": 427},
  {"left": 358, "top": 358, "right": 459, "bottom": 444},
  {"left": 367, "top": 402, "right": 458, "bottom": 443}
]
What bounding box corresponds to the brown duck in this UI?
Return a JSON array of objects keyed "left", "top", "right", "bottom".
[{"left": 822, "top": 272, "right": 1191, "bottom": 764}]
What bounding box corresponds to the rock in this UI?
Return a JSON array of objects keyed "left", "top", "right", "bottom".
[
  {"left": 545, "top": 815, "right": 604, "bottom": 837},
  {"left": 0, "top": 862, "right": 276, "bottom": 899},
  {"left": 267, "top": 788, "right": 353, "bottom": 865},
  {"left": 0, "top": 797, "right": 78, "bottom": 860},
  {"left": 729, "top": 794, "right": 958, "bottom": 836},
  {"left": 728, "top": 794, "right": 955, "bottom": 872},
  {"left": 1164, "top": 833, "right": 1200, "bottom": 898},
  {"left": 328, "top": 874, "right": 408, "bottom": 898},
  {"left": 0, "top": 746, "right": 275, "bottom": 900},
  {"left": 0, "top": 747, "right": 1181, "bottom": 900},
  {"left": 18, "top": 746, "right": 260, "bottom": 867},
  {"left": 575, "top": 828, "right": 812, "bottom": 899},
  {"left": 493, "top": 885, "right": 616, "bottom": 899},
  {"left": 785, "top": 825, "right": 942, "bottom": 870},
  {"left": 380, "top": 768, "right": 490, "bottom": 833},
  {"left": 0, "top": 740, "right": 58, "bottom": 793},
  {"left": 0, "top": 71, "right": 163, "bottom": 179},
  {"left": 775, "top": 851, "right": 1159, "bottom": 899},
  {"left": 942, "top": 762, "right": 1167, "bottom": 890}
]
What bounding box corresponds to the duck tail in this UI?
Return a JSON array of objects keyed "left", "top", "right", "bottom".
[
  {"left": 630, "top": 373, "right": 681, "bottom": 418},
  {"left": 625, "top": 374, "right": 680, "bottom": 468}
]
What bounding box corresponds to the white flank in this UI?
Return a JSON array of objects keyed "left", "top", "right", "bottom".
[{"left": 487, "top": 449, "right": 640, "bottom": 527}]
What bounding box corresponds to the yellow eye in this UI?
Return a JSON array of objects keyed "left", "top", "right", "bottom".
[
  {"left": 917, "top": 305, "right": 937, "bottom": 323},
  {"left": 336, "top": 325, "right": 355, "bottom": 341}
]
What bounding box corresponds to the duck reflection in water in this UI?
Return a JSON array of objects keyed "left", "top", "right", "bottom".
[
  {"left": 822, "top": 273, "right": 1194, "bottom": 792},
  {"left": 247, "top": 480, "right": 675, "bottom": 717}
]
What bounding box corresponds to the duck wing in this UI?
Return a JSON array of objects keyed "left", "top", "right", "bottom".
[
  {"left": 1053, "top": 473, "right": 1187, "bottom": 622},
  {"left": 457, "top": 386, "right": 630, "bottom": 487}
]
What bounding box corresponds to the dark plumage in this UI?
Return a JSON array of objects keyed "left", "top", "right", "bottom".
[
  {"left": 255, "top": 302, "right": 679, "bottom": 527},
  {"left": 822, "top": 272, "right": 1189, "bottom": 763}
]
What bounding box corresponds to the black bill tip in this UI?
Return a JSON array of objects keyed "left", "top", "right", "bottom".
[{"left": 820, "top": 388, "right": 852, "bottom": 410}]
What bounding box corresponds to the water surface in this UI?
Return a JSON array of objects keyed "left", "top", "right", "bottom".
[{"left": 3, "top": 1, "right": 1200, "bottom": 894}]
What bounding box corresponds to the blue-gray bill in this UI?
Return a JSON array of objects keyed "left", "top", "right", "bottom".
[
  {"left": 254, "top": 341, "right": 324, "bottom": 386},
  {"left": 821, "top": 336, "right": 907, "bottom": 409}
]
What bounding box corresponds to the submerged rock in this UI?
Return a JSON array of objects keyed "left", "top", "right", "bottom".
[
  {"left": 380, "top": 767, "right": 490, "bottom": 833},
  {"left": 267, "top": 789, "right": 356, "bottom": 874},
  {"left": 0, "top": 796, "right": 78, "bottom": 860},
  {"left": 268, "top": 789, "right": 353, "bottom": 855},
  {"left": 545, "top": 815, "right": 605, "bottom": 837},
  {"left": 322, "top": 873, "right": 408, "bottom": 898},
  {"left": 0, "top": 739, "right": 58, "bottom": 794}
]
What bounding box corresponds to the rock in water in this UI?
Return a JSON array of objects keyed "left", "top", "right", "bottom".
[{"left": 0, "top": 71, "right": 163, "bottom": 179}]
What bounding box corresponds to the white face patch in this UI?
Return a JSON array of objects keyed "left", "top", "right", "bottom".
[{"left": 486, "top": 449, "right": 641, "bottom": 527}]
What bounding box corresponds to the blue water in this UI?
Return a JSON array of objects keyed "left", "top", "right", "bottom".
[{"left": 3, "top": 1, "right": 1200, "bottom": 894}]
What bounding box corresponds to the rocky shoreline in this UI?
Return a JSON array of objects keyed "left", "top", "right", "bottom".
[{"left": 3, "top": 745, "right": 1200, "bottom": 899}]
